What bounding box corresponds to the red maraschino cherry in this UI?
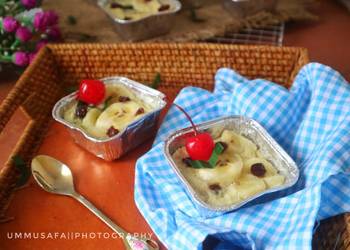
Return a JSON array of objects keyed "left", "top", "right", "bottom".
[
  {"left": 78, "top": 79, "right": 105, "bottom": 105},
  {"left": 174, "top": 104, "right": 215, "bottom": 161}
]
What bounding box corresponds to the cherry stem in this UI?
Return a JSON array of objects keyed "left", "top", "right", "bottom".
[{"left": 173, "top": 103, "right": 198, "bottom": 136}]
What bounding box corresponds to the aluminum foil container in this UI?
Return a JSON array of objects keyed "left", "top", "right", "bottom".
[
  {"left": 222, "top": 0, "right": 277, "bottom": 18},
  {"left": 97, "top": 0, "right": 182, "bottom": 41},
  {"left": 53, "top": 77, "right": 167, "bottom": 161},
  {"left": 164, "top": 116, "right": 299, "bottom": 213}
]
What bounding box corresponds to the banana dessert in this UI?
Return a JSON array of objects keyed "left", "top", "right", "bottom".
[
  {"left": 106, "top": 0, "right": 171, "bottom": 21},
  {"left": 63, "top": 82, "right": 152, "bottom": 139},
  {"left": 172, "top": 130, "right": 286, "bottom": 207}
]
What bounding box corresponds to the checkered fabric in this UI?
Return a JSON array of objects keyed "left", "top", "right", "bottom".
[{"left": 134, "top": 63, "right": 350, "bottom": 249}]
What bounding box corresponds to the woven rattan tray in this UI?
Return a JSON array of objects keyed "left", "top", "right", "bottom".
[{"left": 0, "top": 43, "right": 347, "bottom": 249}]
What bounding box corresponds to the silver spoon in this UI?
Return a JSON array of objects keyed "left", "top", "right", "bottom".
[{"left": 31, "top": 155, "right": 159, "bottom": 250}]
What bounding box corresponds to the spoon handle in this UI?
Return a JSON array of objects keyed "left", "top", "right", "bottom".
[
  {"left": 72, "top": 192, "right": 159, "bottom": 250},
  {"left": 72, "top": 192, "right": 127, "bottom": 235}
]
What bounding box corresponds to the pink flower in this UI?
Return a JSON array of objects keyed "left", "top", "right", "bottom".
[
  {"left": 20, "top": 0, "right": 37, "bottom": 9},
  {"left": 33, "top": 11, "right": 59, "bottom": 31},
  {"left": 16, "top": 26, "right": 32, "bottom": 42},
  {"left": 47, "top": 26, "right": 61, "bottom": 41},
  {"left": 36, "top": 40, "right": 48, "bottom": 51},
  {"left": 45, "top": 11, "right": 59, "bottom": 26},
  {"left": 33, "top": 12, "right": 48, "bottom": 31},
  {"left": 2, "top": 17, "right": 19, "bottom": 33},
  {"left": 28, "top": 52, "right": 37, "bottom": 64},
  {"left": 12, "top": 52, "right": 29, "bottom": 66}
]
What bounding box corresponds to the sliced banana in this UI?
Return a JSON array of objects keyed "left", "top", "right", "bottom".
[
  {"left": 218, "top": 130, "right": 244, "bottom": 154},
  {"left": 105, "top": 84, "right": 134, "bottom": 99},
  {"left": 82, "top": 108, "right": 101, "bottom": 128},
  {"left": 243, "top": 157, "right": 277, "bottom": 176},
  {"left": 107, "top": 8, "right": 125, "bottom": 19},
  {"left": 62, "top": 83, "right": 150, "bottom": 139},
  {"left": 217, "top": 130, "right": 257, "bottom": 158},
  {"left": 132, "top": 0, "right": 161, "bottom": 12},
  {"left": 95, "top": 101, "right": 141, "bottom": 132},
  {"left": 236, "top": 174, "right": 266, "bottom": 200},
  {"left": 196, "top": 154, "right": 243, "bottom": 187},
  {"left": 171, "top": 129, "right": 286, "bottom": 208},
  {"left": 63, "top": 102, "right": 77, "bottom": 123},
  {"left": 264, "top": 175, "right": 285, "bottom": 189},
  {"left": 207, "top": 184, "right": 240, "bottom": 207},
  {"left": 81, "top": 108, "right": 105, "bottom": 138}
]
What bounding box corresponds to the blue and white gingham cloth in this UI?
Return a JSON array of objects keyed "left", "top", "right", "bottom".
[{"left": 134, "top": 63, "right": 350, "bottom": 249}]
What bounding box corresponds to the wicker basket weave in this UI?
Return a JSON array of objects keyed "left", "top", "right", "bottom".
[{"left": 0, "top": 43, "right": 347, "bottom": 248}]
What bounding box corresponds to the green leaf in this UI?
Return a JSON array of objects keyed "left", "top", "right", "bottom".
[
  {"left": 188, "top": 143, "right": 225, "bottom": 169},
  {"left": 151, "top": 72, "right": 161, "bottom": 89},
  {"left": 214, "top": 142, "right": 225, "bottom": 154},
  {"left": 67, "top": 15, "right": 77, "bottom": 25},
  {"left": 189, "top": 8, "right": 206, "bottom": 23},
  {"left": 12, "top": 155, "right": 30, "bottom": 187},
  {"left": 189, "top": 160, "right": 213, "bottom": 169},
  {"left": 102, "top": 96, "right": 113, "bottom": 111},
  {"left": 65, "top": 85, "right": 78, "bottom": 94}
]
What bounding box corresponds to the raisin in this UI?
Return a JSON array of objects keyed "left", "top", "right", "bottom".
[
  {"left": 158, "top": 4, "right": 170, "bottom": 11},
  {"left": 251, "top": 163, "right": 266, "bottom": 177},
  {"left": 75, "top": 101, "right": 88, "bottom": 119},
  {"left": 218, "top": 141, "right": 228, "bottom": 153},
  {"left": 110, "top": 3, "right": 123, "bottom": 8},
  {"left": 118, "top": 96, "right": 131, "bottom": 102},
  {"left": 209, "top": 183, "right": 221, "bottom": 194},
  {"left": 135, "top": 107, "right": 145, "bottom": 116},
  {"left": 107, "top": 126, "right": 119, "bottom": 137},
  {"left": 182, "top": 157, "right": 192, "bottom": 167},
  {"left": 124, "top": 17, "right": 132, "bottom": 21},
  {"left": 110, "top": 3, "right": 133, "bottom": 9}
]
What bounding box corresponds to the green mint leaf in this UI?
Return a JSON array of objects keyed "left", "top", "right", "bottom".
[
  {"left": 188, "top": 142, "right": 225, "bottom": 169},
  {"left": 189, "top": 160, "right": 213, "bottom": 169},
  {"left": 214, "top": 142, "right": 224, "bottom": 154},
  {"left": 151, "top": 72, "right": 161, "bottom": 89},
  {"left": 207, "top": 142, "right": 225, "bottom": 166},
  {"left": 13, "top": 155, "right": 30, "bottom": 187},
  {"left": 102, "top": 96, "right": 113, "bottom": 111}
]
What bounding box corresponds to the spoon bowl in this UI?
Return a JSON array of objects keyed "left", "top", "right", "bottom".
[
  {"left": 31, "top": 155, "right": 159, "bottom": 250},
  {"left": 31, "top": 155, "right": 75, "bottom": 196}
]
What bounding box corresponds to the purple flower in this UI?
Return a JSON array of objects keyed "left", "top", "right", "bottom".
[
  {"left": 2, "top": 17, "right": 19, "bottom": 33},
  {"left": 12, "top": 52, "right": 29, "bottom": 67},
  {"left": 35, "top": 40, "right": 48, "bottom": 51},
  {"left": 33, "top": 11, "right": 59, "bottom": 31},
  {"left": 47, "top": 26, "right": 61, "bottom": 41},
  {"left": 16, "top": 26, "right": 32, "bottom": 42},
  {"left": 20, "top": 0, "right": 37, "bottom": 9}
]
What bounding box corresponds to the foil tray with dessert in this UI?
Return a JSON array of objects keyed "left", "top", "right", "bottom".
[
  {"left": 164, "top": 106, "right": 299, "bottom": 212},
  {"left": 97, "top": 0, "right": 181, "bottom": 41},
  {"left": 53, "top": 76, "right": 167, "bottom": 161}
]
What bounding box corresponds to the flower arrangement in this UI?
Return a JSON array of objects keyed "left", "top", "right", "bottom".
[{"left": 0, "top": 0, "right": 61, "bottom": 67}]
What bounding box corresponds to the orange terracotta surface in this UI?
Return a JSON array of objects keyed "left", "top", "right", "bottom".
[
  {"left": 0, "top": 1, "right": 349, "bottom": 250},
  {"left": 0, "top": 90, "right": 176, "bottom": 250}
]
